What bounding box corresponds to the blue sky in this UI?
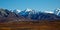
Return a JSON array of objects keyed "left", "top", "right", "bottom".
[{"left": 0, "top": 0, "right": 60, "bottom": 11}]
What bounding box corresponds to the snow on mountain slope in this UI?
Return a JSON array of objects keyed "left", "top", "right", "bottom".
[
  {"left": 44, "top": 11, "right": 54, "bottom": 14},
  {"left": 54, "top": 8, "right": 60, "bottom": 16},
  {"left": 13, "top": 9, "right": 21, "bottom": 14}
]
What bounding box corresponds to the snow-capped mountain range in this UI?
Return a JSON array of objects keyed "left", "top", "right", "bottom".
[
  {"left": 0, "top": 8, "right": 60, "bottom": 23},
  {"left": 12, "top": 8, "right": 60, "bottom": 16}
]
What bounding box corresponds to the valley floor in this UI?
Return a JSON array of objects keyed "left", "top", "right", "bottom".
[{"left": 0, "top": 20, "right": 60, "bottom": 30}]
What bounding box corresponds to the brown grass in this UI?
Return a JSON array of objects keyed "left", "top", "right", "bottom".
[{"left": 0, "top": 20, "right": 60, "bottom": 30}]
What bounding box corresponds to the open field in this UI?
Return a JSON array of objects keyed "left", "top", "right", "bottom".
[{"left": 0, "top": 20, "right": 60, "bottom": 30}]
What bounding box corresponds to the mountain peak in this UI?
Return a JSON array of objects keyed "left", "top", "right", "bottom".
[
  {"left": 57, "top": 8, "right": 60, "bottom": 10},
  {"left": 15, "top": 9, "right": 21, "bottom": 13},
  {"left": 54, "top": 8, "right": 60, "bottom": 16},
  {"left": 13, "top": 9, "right": 21, "bottom": 14},
  {"left": 25, "top": 8, "right": 33, "bottom": 12}
]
